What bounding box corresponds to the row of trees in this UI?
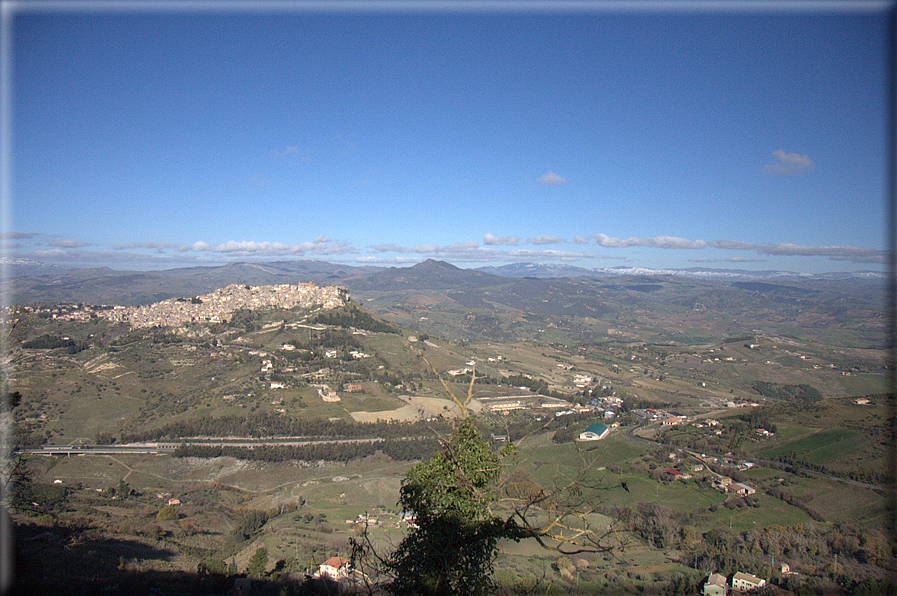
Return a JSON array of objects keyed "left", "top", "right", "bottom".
[
  {"left": 172, "top": 437, "right": 441, "bottom": 463},
  {"left": 120, "top": 413, "right": 453, "bottom": 442}
]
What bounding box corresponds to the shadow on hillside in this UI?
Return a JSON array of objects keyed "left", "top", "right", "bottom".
[{"left": 7, "top": 521, "right": 344, "bottom": 596}]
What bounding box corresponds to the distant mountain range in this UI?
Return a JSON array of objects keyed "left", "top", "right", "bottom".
[
  {"left": 1, "top": 257, "right": 884, "bottom": 305},
  {"left": 476, "top": 262, "right": 886, "bottom": 281},
  {"left": 349, "top": 259, "right": 502, "bottom": 291}
]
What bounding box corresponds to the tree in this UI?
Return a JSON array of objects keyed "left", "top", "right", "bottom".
[
  {"left": 156, "top": 505, "right": 178, "bottom": 521},
  {"left": 382, "top": 418, "right": 522, "bottom": 595},
  {"left": 247, "top": 547, "right": 269, "bottom": 579}
]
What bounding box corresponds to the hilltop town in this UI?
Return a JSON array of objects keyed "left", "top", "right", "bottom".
[{"left": 95, "top": 282, "right": 348, "bottom": 329}]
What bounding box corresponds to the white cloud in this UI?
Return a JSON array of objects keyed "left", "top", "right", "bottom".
[
  {"left": 689, "top": 257, "right": 766, "bottom": 263},
  {"left": 114, "top": 241, "right": 182, "bottom": 251},
  {"left": 197, "top": 238, "right": 357, "bottom": 257},
  {"left": 26, "top": 248, "right": 217, "bottom": 270},
  {"left": 582, "top": 233, "right": 882, "bottom": 264},
  {"left": 705, "top": 239, "right": 885, "bottom": 263},
  {"left": 412, "top": 241, "right": 480, "bottom": 254},
  {"left": 51, "top": 239, "right": 90, "bottom": 248},
  {"left": 708, "top": 239, "right": 755, "bottom": 250},
  {"left": 483, "top": 233, "right": 520, "bottom": 246},
  {"left": 112, "top": 237, "right": 356, "bottom": 258},
  {"left": 355, "top": 255, "right": 425, "bottom": 264},
  {"left": 763, "top": 149, "right": 815, "bottom": 176},
  {"left": 538, "top": 171, "right": 567, "bottom": 186},
  {"left": 371, "top": 243, "right": 413, "bottom": 253},
  {"left": 359, "top": 240, "right": 595, "bottom": 264},
  {"left": 756, "top": 243, "right": 885, "bottom": 262},
  {"left": 529, "top": 235, "right": 564, "bottom": 245},
  {"left": 313, "top": 241, "right": 358, "bottom": 255},
  {"left": 592, "top": 234, "right": 706, "bottom": 249},
  {"left": 31, "top": 249, "right": 68, "bottom": 258},
  {"left": 506, "top": 249, "right": 594, "bottom": 261},
  {"left": 213, "top": 240, "right": 320, "bottom": 255}
]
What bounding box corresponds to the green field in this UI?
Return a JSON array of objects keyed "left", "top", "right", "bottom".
[
  {"left": 704, "top": 494, "right": 814, "bottom": 533},
  {"left": 758, "top": 428, "right": 867, "bottom": 465}
]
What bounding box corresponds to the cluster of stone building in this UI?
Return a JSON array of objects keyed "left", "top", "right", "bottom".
[{"left": 97, "top": 282, "right": 348, "bottom": 329}]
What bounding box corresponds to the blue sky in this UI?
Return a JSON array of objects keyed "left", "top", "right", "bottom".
[{"left": 6, "top": 2, "right": 891, "bottom": 272}]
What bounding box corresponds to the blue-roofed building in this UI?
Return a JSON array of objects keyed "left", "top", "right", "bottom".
[{"left": 578, "top": 423, "right": 610, "bottom": 441}]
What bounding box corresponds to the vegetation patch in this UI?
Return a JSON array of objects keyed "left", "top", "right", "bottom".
[
  {"left": 310, "top": 302, "right": 400, "bottom": 334},
  {"left": 759, "top": 428, "right": 866, "bottom": 465},
  {"left": 752, "top": 381, "right": 822, "bottom": 402}
]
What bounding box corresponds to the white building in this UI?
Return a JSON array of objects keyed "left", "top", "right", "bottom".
[
  {"left": 732, "top": 571, "right": 766, "bottom": 592},
  {"left": 317, "top": 556, "right": 351, "bottom": 581},
  {"left": 703, "top": 572, "right": 727, "bottom": 596}
]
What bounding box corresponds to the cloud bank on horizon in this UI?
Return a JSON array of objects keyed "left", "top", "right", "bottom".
[{"left": 14, "top": 229, "right": 887, "bottom": 271}]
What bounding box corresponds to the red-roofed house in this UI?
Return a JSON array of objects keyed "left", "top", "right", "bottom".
[{"left": 318, "top": 556, "right": 351, "bottom": 581}]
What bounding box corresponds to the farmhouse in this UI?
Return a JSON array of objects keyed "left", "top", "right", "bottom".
[
  {"left": 317, "top": 557, "right": 351, "bottom": 581},
  {"left": 732, "top": 571, "right": 766, "bottom": 592},
  {"left": 732, "top": 482, "right": 756, "bottom": 496},
  {"left": 712, "top": 477, "right": 733, "bottom": 492},
  {"left": 662, "top": 415, "right": 686, "bottom": 426},
  {"left": 578, "top": 423, "right": 609, "bottom": 441},
  {"left": 703, "top": 572, "right": 727, "bottom": 596}
]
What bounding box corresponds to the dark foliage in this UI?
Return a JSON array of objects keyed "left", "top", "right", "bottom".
[
  {"left": 21, "top": 334, "right": 89, "bottom": 353},
  {"left": 383, "top": 419, "right": 524, "bottom": 595},
  {"left": 752, "top": 382, "right": 822, "bottom": 402},
  {"left": 173, "top": 437, "right": 440, "bottom": 463},
  {"left": 121, "top": 414, "right": 452, "bottom": 443},
  {"left": 310, "top": 302, "right": 400, "bottom": 334}
]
